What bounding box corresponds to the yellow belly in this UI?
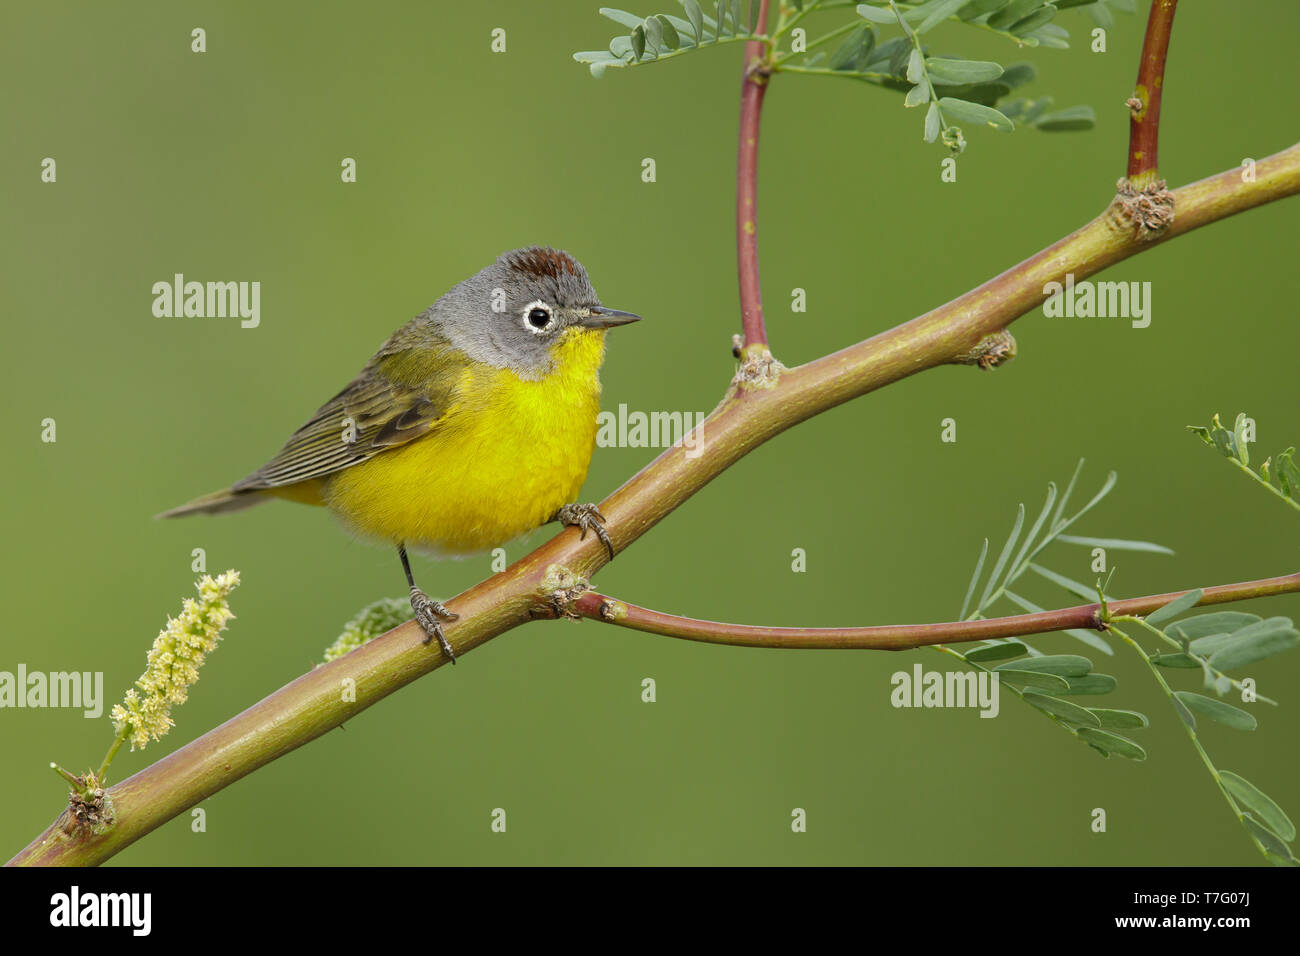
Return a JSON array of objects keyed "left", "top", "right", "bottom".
[{"left": 321, "top": 333, "right": 604, "bottom": 555}]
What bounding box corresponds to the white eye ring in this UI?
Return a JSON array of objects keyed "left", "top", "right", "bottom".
[{"left": 521, "top": 300, "right": 554, "bottom": 334}]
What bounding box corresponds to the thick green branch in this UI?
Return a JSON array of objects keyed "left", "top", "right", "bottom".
[{"left": 9, "top": 142, "right": 1300, "bottom": 867}]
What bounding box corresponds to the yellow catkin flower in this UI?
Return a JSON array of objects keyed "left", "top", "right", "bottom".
[{"left": 110, "top": 571, "right": 240, "bottom": 750}]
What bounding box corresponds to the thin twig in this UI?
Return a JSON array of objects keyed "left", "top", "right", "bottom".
[
  {"left": 1226, "top": 456, "right": 1300, "bottom": 514},
  {"left": 1127, "top": 0, "right": 1178, "bottom": 185},
  {"left": 736, "top": 0, "right": 773, "bottom": 355},
  {"left": 571, "top": 572, "right": 1300, "bottom": 650}
]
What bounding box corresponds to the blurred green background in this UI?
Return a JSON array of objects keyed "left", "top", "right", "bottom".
[{"left": 3, "top": 1, "right": 1298, "bottom": 866}]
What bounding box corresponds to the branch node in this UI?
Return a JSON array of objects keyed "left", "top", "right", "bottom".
[
  {"left": 954, "top": 330, "right": 1017, "bottom": 370},
  {"left": 541, "top": 564, "right": 591, "bottom": 620},
  {"left": 1125, "top": 95, "right": 1143, "bottom": 117},
  {"left": 1110, "top": 178, "right": 1175, "bottom": 240},
  {"left": 734, "top": 346, "right": 786, "bottom": 390},
  {"left": 66, "top": 774, "right": 115, "bottom": 835},
  {"left": 599, "top": 598, "right": 626, "bottom": 622}
]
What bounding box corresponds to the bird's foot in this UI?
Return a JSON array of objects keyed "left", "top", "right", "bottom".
[
  {"left": 410, "top": 587, "right": 458, "bottom": 662},
  {"left": 555, "top": 502, "right": 614, "bottom": 560}
]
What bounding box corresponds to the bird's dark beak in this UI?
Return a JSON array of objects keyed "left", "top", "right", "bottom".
[{"left": 579, "top": 306, "right": 641, "bottom": 329}]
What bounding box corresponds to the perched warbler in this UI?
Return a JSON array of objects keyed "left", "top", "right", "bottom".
[{"left": 160, "top": 247, "right": 640, "bottom": 659}]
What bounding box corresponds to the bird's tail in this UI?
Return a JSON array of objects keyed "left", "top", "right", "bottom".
[{"left": 155, "top": 487, "right": 267, "bottom": 519}]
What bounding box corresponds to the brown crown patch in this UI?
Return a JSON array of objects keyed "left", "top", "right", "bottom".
[{"left": 507, "top": 246, "right": 581, "bottom": 280}]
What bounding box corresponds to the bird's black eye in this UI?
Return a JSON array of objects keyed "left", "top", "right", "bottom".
[{"left": 527, "top": 306, "right": 552, "bottom": 330}]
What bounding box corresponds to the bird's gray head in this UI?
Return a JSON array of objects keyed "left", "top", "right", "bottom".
[{"left": 428, "top": 247, "right": 640, "bottom": 381}]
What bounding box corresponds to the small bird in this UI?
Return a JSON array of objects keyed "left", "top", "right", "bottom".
[{"left": 159, "top": 247, "right": 640, "bottom": 660}]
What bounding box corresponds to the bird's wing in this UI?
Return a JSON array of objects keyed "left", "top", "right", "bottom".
[{"left": 232, "top": 329, "right": 474, "bottom": 491}]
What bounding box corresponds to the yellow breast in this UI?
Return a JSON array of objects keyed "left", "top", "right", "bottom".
[{"left": 322, "top": 328, "right": 607, "bottom": 555}]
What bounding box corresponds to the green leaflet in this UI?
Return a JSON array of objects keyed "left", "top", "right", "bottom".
[
  {"left": 831, "top": 25, "right": 875, "bottom": 71},
  {"left": 1207, "top": 618, "right": 1300, "bottom": 672},
  {"left": 1023, "top": 692, "right": 1100, "bottom": 727},
  {"left": 1088, "top": 708, "right": 1149, "bottom": 730},
  {"left": 963, "top": 641, "right": 1028, "bottom": 663},
  {"left": 1009, "top": 5, "right": 1058, "bottom": 38},
  {"left": 925, "top": 58, "right": 1004, "bottom": 84},
  {"left": 988, "top": 0, "right": 1043, "bottom": 30},
  {"left": 924, "top": 100, "right": 941, "bottom": 141},
  {"left": 1221, "top": 772, "right": 1296, "bottom": 842},
  {"left": 1169, "top": 612, "right": 1261, "bottom": 641},
  {"left": 959, "top": 538, "right": 988, "bottom": 620},
  {"left": 939, "top": 97, "right": 1014, "bottom": 131},
  {"left": 917, "top": 0, "right": 969, "bottom": 33},
  {"left": 994, "top": 669, "right": 1071, "bottom": 692},
  {"left": 1145, "top": 588, "right": 1203, "bottom": 626},
  {"left": 1151, "top": 652, "right": 1199, "bottom": 669},
  {"left": 1174, "top": 692, "right": 1257, "bottom": 731},
  {"left": 1077, "top": 727, "right": 1146, "bottom": 760},
  {"left": 856, "top": 4, "right": 896, "bottom": 24},
  {"left": 1055, "top": 534, "right": 1172, "bottom": 554},
  {"left": 1049, "top": 673, "right": 1117, "bottom": 696},
  {"left": 995, "top": 654, "right": 1091, "bottom": 677}
]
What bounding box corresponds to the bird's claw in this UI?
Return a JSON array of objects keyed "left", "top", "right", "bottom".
[
  {"left": 556, "top": 502, "right": 615, "bottom": 560},
  {"left": 410, "top": 587, "right": 458, "bottom": 662}
]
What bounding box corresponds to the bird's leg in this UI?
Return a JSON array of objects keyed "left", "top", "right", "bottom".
[
  {"left": 554, "top": 503, "right": 615, "bottom": 560},
  {"left": 398, "top": 544, "right": 458, "bottom": 662}
]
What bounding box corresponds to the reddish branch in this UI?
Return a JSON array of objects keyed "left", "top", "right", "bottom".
[
  {"left": 736, "top": 0, "right": 772, "bottom": 353},
  {"left": 1127, "top": 0, "right": 1178, "bottom": 185},
  {"left": 573, "top": 572, "right": 1300, "bottom": 650}
]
